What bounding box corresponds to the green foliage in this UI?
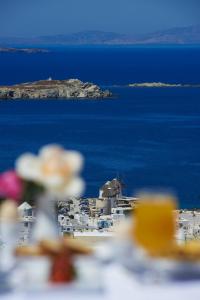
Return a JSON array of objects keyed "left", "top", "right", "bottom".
[{"left": 22, "top": 180, "right": 45, "bottom": 206}]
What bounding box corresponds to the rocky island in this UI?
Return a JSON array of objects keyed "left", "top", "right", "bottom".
[
  {"left": 0, "top": 79, "right": 112, "bottom": 100},
  {"left": 128, "top": 82, "right": 183, "bottom": 88},
  {"left": 128, "top": 82, "right": 200, "bottom": 88},
  {"left": 0, "top": 47, "right": 49, "bottom": 53}
]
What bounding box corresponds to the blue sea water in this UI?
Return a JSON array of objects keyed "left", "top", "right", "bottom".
[{"left": 0, "top": 46, "right": 200, "bottom": 208}]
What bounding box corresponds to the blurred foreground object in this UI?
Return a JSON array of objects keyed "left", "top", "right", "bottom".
[
  {"left": 0, "top": 171, "right": 22, "bottom": 271},
  {"left": 132, "top": 192, "right": 200, "bottom": 263},
  {"left": 16, "top": 144, "right": 85, "bottom": 242},
  {"left": 16, "top": 144, "right": 84, "bottom": 199},
  {"left": 15, "top": 237, "right": 92, "bottom": 284},
  {"left": 0, "top": 170, "right": 23, "bottom": 203},
  {"left": 150, "top": 240, "right": 200, "bottom": 262},
  {"left": 0, "top": 199, "right": 19, "bottom": 271},
  {"left": 133, "top": 192, "right": 177, "bottom": 255}
]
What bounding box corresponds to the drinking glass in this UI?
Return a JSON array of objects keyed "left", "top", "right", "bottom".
[{"left": 133, "top": 192, "right": 177, "bottom": 255}]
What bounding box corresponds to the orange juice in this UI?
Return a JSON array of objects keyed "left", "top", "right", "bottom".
[{"left": 133, "top": 194, "right": 177, "bottom": 254}]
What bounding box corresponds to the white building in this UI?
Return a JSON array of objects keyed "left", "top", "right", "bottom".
[
  {"left": 18, "top": 202, "right": 35, "bottom": 244},
  {"left": 178, "top": 210, "right": 200, "bottom": 240}
]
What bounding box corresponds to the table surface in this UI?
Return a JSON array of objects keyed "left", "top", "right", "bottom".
[{"left": 1, "top": 264, "right": 200, "bottom": 300}]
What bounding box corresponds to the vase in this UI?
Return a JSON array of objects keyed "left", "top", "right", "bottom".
[{"left": 31, "top": 193, "right": 59, "bottom": 243}]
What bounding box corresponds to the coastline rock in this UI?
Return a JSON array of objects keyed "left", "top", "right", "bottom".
[{"left": 0, "top": 79, "right": 112, "bottom": 100}]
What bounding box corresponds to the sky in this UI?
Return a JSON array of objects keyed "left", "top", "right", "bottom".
[{"left": 0, "top": 0, "right": 200, "bottom": 37}]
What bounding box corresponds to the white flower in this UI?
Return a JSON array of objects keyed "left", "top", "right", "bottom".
[
  {"left": 63, "top": 177, "right": 85, "bottom": 198},
  {"left": 16, "top": 144, "right": 85, "bottom": 199},
  {"left": 16, "top": 154, "right": 40, "bottom": 181}
]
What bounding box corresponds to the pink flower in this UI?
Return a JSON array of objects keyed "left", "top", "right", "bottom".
[{"left": 0, "top": 170, "right": 23, "bottom": 203}]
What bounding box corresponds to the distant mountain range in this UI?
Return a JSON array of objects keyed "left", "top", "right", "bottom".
[
  {"left": 1, "top": 25, "right": 200, "bottom": 46},
  {"left": 138, "top": 24, "right": 200, "bottom": 44}
]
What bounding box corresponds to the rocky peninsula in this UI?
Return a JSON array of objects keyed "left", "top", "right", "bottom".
[{"left": 0, "top": 79, "right": 112, "bottom": 100}]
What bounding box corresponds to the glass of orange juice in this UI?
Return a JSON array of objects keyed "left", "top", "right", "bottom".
[{"left": 133, "top": 192, "right": 177, "bottom": 255}]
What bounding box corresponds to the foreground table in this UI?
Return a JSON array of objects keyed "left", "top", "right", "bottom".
[{"left": 1, "top": 264, "right": 200, "bottom": 300}]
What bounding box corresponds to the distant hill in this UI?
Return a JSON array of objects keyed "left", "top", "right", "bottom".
[
  {"left": 138, "top": 24, "right": 200, "bottom": 44},
  {"left": 0, "top": 25, "right": 200, "bottom": 46},
  {"left": 39, "top": 31, "right": 135, "bottom": 45},
  {"left": 0, "top": 31, "right": 135, "bottom": 46}
]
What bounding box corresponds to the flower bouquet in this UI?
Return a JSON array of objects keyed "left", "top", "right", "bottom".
[
  {"left": 16, "top": 144, "right": 84, "bottom": 242},
  {"left": 0, "top": 144, "right": 90, "bottom": 289}
]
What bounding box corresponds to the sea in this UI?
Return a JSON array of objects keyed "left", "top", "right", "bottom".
[{"left": 0, "top": 45, "right": 200, "bottom": 208}]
